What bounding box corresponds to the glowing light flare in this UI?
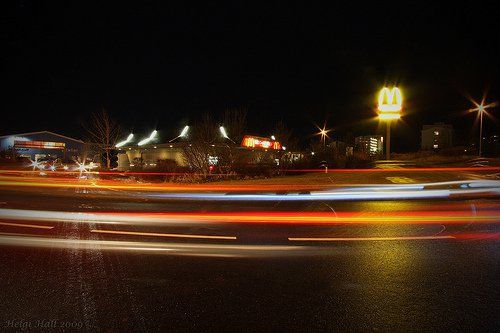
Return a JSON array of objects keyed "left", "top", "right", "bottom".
[
  {"left": 116, "top": 133, "right": 134, "bottom": 147},
  {"left": 219, "top": 126, "right": 229, "bottom": 139},
  {"left": 315, "top": 124, "right": 332, "bottom": 146},
  {"left": 379, "top": 113, "right": 401, "bottom": 120},
  {"left": 468, "top": 98, "right": 497, "bottom": 118},
  {"left": 74, "top": 160, "right": 95, "bottom": 177},
  {"left": 180, "top": 126, "right": 189, "bottom": 137},
  {"left": 138, "top": 130, "right": 157, "bottom": 146},
  {"left": 28, "top": 158, "right": 44, "bottom": 171},
  {"left": 378, "top": 87, "right": 403, "bottom": 112}
]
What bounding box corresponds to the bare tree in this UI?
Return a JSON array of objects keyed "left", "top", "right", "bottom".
[
  {"left": 222, "top": 106, "right": 247, "bottom": 144},
  {"left": 182, "top": 112, "right": 217, "bottom": 175},
  {"left": 195, "top": 112, "right": 218, "bottom": 143},
  {"left": 274, "top": 120, "right": 298, "bottom": 150},
  {"left": 84, "top": 108, "right": 121, "bottom": 169}
]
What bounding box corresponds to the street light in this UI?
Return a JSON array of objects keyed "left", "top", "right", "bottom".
[
  {"left": 468, "top": 97, "right": 496, "bottom": 157},
  {"left": 219, "top": 126, "right": 229, "bottom": 139},
  {"left": 116, "top": 133, "right": 134, "bottom": 148},
  {"left": 169, "top": 125, "right": 189, "bottom": 142},
  {"left": 219, "top": 126, "right": 235, "bottom": 143},
  {"left": 378, "top": 87, "right": 403, "bottom": 160},
  {"left": 138, "top": 130, "right": 158, "bottom": 146},
  {"left": 180, "top": 125, "right": 189, "bottom": 138},
  {"left": 315, "top": 124, "right": 331, "bottom": 148}
]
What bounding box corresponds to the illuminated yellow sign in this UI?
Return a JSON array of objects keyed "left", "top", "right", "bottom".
[{"left": 378, "top": 87, "right": 402, "bottom": 114}]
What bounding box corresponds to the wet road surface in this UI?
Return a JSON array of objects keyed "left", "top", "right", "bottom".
[{"left": 0, "top": 174, "right": 499, "bottom": 332}]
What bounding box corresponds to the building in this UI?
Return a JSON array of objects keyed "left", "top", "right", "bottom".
[
  {"left": 116, "top": 131, "right": 285, "bottom": 170},
  {"left": 484, "top": 134, "right": 500, "bottom": 157},
  {"left": 355, "top": 135, "right": 384, "bottom": 156},
  {"left": 119, "top": 142, "right": 186, "bottom": 169},
  {"left": 0, "top": 131, "right": 84, "bottom": 161},
  {"left": 421, "top": 123, "right": 453, "bottom": 150}
]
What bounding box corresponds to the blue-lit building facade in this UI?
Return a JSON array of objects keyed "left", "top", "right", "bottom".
[{"left": 0, "top": 131, "right": 84, "bottom": 161}]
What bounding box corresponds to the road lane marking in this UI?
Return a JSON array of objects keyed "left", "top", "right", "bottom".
[
  {"left": 0, "top": 221, "right": 54, "bottom": 229},
  {"left": 288, "top": 235, "right": 454, "bottom": 242},
  {"left": 90, "top": 229, "right": 237, "bottom": 240},
  {"left": 386, "top": 177, "right": 416, "bottom": 184}
]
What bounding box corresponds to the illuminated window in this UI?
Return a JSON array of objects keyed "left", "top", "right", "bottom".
[
  {"left": 434, "top": 131, "right": 439, "bottom": 136},
  {"left": 433, "top": 144, "right": 439, "bottom": 149}
]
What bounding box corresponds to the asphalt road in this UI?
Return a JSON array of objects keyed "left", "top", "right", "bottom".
[{"left": 0, "top": 172, "right": 499, "bottom": 332}]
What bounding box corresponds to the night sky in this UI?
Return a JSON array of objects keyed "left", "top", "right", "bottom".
[{"left": 2, "top": 2, "right": 499, "bottom": 151}]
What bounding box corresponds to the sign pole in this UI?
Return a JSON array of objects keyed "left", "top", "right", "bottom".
[{"left": 386, "top": 121, "right": 391, "bottom": 160}]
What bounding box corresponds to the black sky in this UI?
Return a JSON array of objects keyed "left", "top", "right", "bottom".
[{"left": 2, "top": 1, "right": 499, "bottom": 151}]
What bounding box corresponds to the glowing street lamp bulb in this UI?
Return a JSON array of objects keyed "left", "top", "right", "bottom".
[
  {"left": 316, "top": 125, "right": 331, "bottom": 141},
  {"left": 138, "top": 130, "right": 158, "bottom": 146},
  {"left": 220, "top": 126, "right": 229, "bottom": 139},
  {"left": 29, "top": 158, "right": 42, "bottom": 171},
  {"left": 180, "top": 125, "right": 189, "bottom": 137},
  {"left": 271, "top": 135, "right": 276, "bottom": 140},
  {"left": 116, "top": 133, "right": 134, "bottom": 147}
]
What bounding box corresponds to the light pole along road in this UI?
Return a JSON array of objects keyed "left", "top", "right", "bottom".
[{"left": 468, "top": 97, "right": 496, "bottom": 157}]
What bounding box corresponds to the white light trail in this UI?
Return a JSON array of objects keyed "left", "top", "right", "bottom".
[{"left": 0, "top": 235, "right": 310, "bottom": 257}]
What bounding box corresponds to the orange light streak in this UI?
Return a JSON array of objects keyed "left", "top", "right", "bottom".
[
  {"left": 3, "top": 209, "right": 500, "bottom": 226},
  {"left": 0, "top": 221, "right": 54, "bottom": 229},
  {"left": 288, "top": 235, "right": 454, "bottom": 241}
]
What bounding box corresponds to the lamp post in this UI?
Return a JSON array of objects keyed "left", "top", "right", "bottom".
[
  {"left": 468, "top": 98, "right": 496, "bottom": 157},
  {"left": 479, "top": 104, "right": 484, "bottom": 157},
  {"left": 378, "top": 87, "right": 403, "bottom": 160},
  {"left": 316, "top": 124, "right": 331, "bottom": 149}
]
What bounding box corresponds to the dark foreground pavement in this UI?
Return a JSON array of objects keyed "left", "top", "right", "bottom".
[{"left": 1, "top": 240, "right": 499, "bottom": 332}]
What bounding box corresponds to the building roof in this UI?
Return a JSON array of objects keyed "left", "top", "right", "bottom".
[{"left": 0, "top": 131, "right": 84, "bottom": 143}]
